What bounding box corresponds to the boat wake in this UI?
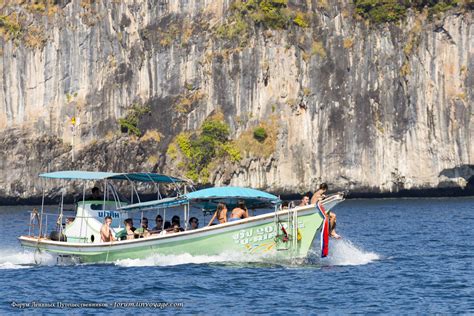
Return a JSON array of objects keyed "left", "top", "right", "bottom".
[
  {"left": 114, "top": 251, "right": 277, "bottom": 268},
  {"left": 2, "top": 239, "right": 379, "bottom": 269},
  {"left": 321, "top": 238, "right": 380, "bottom": 266},
  {"left": 115, "top": 239, "right": 380, "bottom": 268},
  {"left": 0, "top": 248, "right": 56, "bottom": 270}
]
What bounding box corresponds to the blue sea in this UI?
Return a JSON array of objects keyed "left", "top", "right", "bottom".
[{"left": 1, "top": 197, "right": 473, "bottom": 314}]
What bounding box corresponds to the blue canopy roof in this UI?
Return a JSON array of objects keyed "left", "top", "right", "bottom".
[
  {"left": 184, "top": 186, "right": 280, "bottom": 209},
  {"left": 120, "top": 197, "right": 188, "bottom": 211},
  {"left": 39, "top": 171, "right": 185, "bottom": 183},
  {"left": 118, "top": 186, "right": 280, "bottom": 212}
]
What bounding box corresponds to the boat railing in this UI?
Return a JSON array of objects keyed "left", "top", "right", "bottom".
[
  {"left": 274, "top": 202, "right": 299, "bottom": 255},
  {"left": 26, "top": 210, "right": 121, "bottom": 239},
  {"left": 286, "top": 192, "right": 344, "bottom": 209}
]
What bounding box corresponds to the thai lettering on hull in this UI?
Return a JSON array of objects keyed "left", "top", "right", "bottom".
[
  {"left": 97, "top": 211, "right": 120, "bottom": 218},
  {"left": 232, "top": 222, "right": 305, "bottom": 246}
]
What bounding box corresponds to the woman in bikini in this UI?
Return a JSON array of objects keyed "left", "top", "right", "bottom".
[
  {"left": 207, "top": 203, "right": 228, "bottom": 226},
  {"left": 229, "top": 200, "right": 249, "bottom": 222}
]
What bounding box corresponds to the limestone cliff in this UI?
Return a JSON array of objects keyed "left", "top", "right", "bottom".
[{"left": 0, "top": 0, "right": 472, "bottom": 202}]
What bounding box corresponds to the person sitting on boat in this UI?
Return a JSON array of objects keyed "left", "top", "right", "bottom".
[
  {"left": 65, "top": 217, "right": 75, "bottom": 226},
  {"left": 116, "top": 218, "right": 135, "bottom": 240},
  {"left": 299, "top": 195, "right": 310, "bottom": 207},
  {"left": 100, "top": 216, "right": 116, "bottom": 242},
  {"left": 311, "top": 183, "right": 340, "bottom": 239},
  {"left": 134, "top": 217, "right": 150, "bottom": 238},
  {"left": 229, "top": 201, "right": 249, "bottom": 222},
  {"left": 207, "top": 203, "right": 228, "bottom": 226},
  {"left": 170, "top": 224, "right": 181, "bottom": 234},
  {"left": 151, "top": 215, "right": 164, "bottom": 233},
  {"left": 189, "top": 217, "right": 199, "bottom": 230},
  {"left": 170, "top": 215, "right": 184, "bottom": 232}
]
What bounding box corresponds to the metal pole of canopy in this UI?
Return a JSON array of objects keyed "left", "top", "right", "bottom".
[
  {"left": 157, "top": 183, "right": 162, "bottom": 200},
  {"left": 156, "top": 208, "right": 159, "bottom": 229},
  {"left": 124, "top": 175, "right": 140, "bottom": 204},
  {"left": 80, "top": 182, "right": 86, "bottom": 243},
  {"left": 103, "top": 180, "right": 107, "bottom": 210},
  {"left": 133, "top": 184, "right": 141, "bottom": 204},
  {"left": 144, "top": 174, "right": 160, "bottom": 201},
  {"left": 168, "top": 176, "right": 181, "bottom": 196},
  {"left": 107, "top": 182, "right": 119, "bottom": 210},
  {"left": 188, "top": 202, "right": 191, "bottom": 230},
  {"left": 183, "top": 203, "right": 187, "bottom": 231},
  {"left": 45, "top": 214, "right": 48, "bottom": 238},
  {"left": 130, "top": 182, "right": 134, "bottom": 205},
  {"left": 38, "top": 186, "right": 45, "bottom": 238},
  {"left": 28, "top": 212, "right": 31, "bottom": 236},
  {"left": 59, "top": 189, "right": 64, "bottom": 238},
  {"left": 202, "top": 208, "right": 206, "bottom": 227},
  {"left": 163, "top": 208, "right": 166, "bottom": 229}
]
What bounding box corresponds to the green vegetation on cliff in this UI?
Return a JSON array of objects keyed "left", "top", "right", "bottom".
[
  {"left": 216, "top": 0, "right": 311, "bottom": 45},
  {"left": 235, "top": 118, "right": 278, "bottom": 159},
  {"left": 118, "top": 104, "right": 151, "bottom": 137},
  {"left": 354, "top": 0, "right": 470, "bottom": 23},
  {"left": 167, "top": 113, "right": 241, "bottom": 183},
  {"left": 0, "top": 13, "right": 22, "bottom": 41},
  {"left": 253, "top": 127, "right": 268, "bottom": 142}
]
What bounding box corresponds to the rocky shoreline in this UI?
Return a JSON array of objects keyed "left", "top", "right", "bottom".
[{"left": 2, "top": 185, "right": 474, "bottom": 206}]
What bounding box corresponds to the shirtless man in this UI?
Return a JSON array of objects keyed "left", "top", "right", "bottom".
[
  {"left": 229, "top": 201, "right": 249, "bottom": 222},
  {"left": 100, "top": 216, "right": 115, "bottom": 242},
  {"left": 311, "top": 183, "right": 328, "bottom": 204},
  {"left": 311, "top": 183, "right": 340, "bottom": 239},
  {"left": 207, "top": 203, "right": 228, "bottom": 226},
  {"left": 299, "top": 195, "right": 310, "bottom": 207}
]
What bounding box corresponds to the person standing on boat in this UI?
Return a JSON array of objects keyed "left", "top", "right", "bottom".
[
  {"left": 229, "top": 201, "right": 249, "bottom": 222},
  {"left": 207, "top": 203, "right": 228, "bottom": 226},
  {"left": 311, "top": 183, "right": 340, "bottom": 239},
  {"left": 100, "top": 216, "right": 116, "bottom": 242}
]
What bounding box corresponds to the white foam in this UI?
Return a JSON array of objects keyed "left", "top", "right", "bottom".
[
  {"left": 323, "top": 239, "right": 380, "bottom": 266},
  {"left": 116, "top": 240, "right": 380, "bottom": 268},
  {"left": 0, "top": 241, "right": 379, "bottom": 269},
  {"left": 0, "top": 248, "right": 56, "bottom": 269},
  {"left": 115, "top": 251, "right": 273, "bottom": 267}
]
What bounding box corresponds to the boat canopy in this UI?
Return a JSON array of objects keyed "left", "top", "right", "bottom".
[
  {"left": 184, "top": 186, "right": 280, "bottom": 210},
  {"left": 39, "top": 171, "right": 185, "bottom": 183},
  {"left": 119, "top": 186, "right": 280, "bottom": 212},
  {"left": 119, "top": 197, "right": 188, "bottom": 212}
]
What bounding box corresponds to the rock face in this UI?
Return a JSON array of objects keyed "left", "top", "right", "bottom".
[{"left": 0, "top": 0, "right": 472, "bottom": 202}]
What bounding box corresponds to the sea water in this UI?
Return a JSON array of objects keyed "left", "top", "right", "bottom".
[{"left": 0, "top": 197, "right": 473, "bottom": 314}]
